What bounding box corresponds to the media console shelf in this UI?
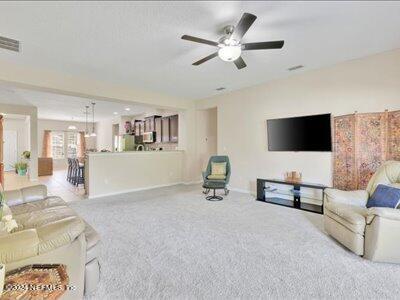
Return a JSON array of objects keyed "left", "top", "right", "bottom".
[{"left": 256, "top": 178, "right": 327, "bottom": 214}]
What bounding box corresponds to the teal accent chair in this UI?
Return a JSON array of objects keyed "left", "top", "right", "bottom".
[{"left": 202, "top": 156, "right": 231, "bottom": 201}]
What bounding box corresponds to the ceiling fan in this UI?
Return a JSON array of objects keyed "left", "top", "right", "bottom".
[{"left": 181, "top": 13, "right": 284, "bottom": 70}]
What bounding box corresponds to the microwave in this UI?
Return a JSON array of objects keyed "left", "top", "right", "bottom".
[{"left": 143, "top": 131, "right": 155, "bottom": 143}]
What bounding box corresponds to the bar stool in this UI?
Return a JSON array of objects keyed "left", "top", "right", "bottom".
[
  {"left": 74, "top": 158, "right": 84, "bottom": 186},
  {"left": 67, "top": 158, "right": 73, "bottom": 182}
]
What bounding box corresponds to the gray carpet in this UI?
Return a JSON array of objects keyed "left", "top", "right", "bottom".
[{"left": 71, "top": 185, "right": 400, "bottom": 299}]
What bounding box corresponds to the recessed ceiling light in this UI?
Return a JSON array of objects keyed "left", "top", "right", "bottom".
[
  {"left": 113, "top": 112, "right": 118, "bottom": 115},
  {"left": 287, "top": 65, "right": 304, "bottom": 71},
  {"left": 125, "top": 108, "right": 130, "bottom": 111},
  {"left": 216, "top": 87, "right": 226, "bottom": 91}
]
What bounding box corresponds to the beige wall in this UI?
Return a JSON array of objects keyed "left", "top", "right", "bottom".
[
  {"left": 95, "top": 117, "right": 117, "bottom": 152},
  {"left": 86, "top": 151, "right": 183, "bottom": 198},
  {"left": 196, "top": 49, "right": 400, "bottom": 193},
  {"left": 196, "top": 107, "right": 217, "bottom": 172},
  {"left": 38, "top": 119, "right": 96, "bottom": 169}
]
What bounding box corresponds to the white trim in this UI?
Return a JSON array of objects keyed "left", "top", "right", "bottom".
[
  {"left": 88, "top": 182, "right": 184, "bottom": 199},
  {"left": 183, "top": 180, "right": 202, "bottom": 185},
  {"left": 229, "top": 187, "right": 254, "bottom": 196}
]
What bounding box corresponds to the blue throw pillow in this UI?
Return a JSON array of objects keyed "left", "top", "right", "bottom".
[{"left": 366, "top": 184, "right": 400, "bottom": 209}]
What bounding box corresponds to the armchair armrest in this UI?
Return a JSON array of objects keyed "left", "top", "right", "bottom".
[
  {"left": 0, "top": 229, "right": 39, "bottom": 264},
  {"left": 325, "top": 188, "right": 369, "bottom": 207},
  {"left": 367, "top": 207, "right": 400, "bottom": 224},
  {"left": 202, "top": 171, "right": 208, "bottom": 181},
  {"left": 225, "top": 170, "right": 231, "bottom": 185}
]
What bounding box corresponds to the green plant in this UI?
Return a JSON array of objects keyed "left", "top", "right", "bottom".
[
  {"left": 22, "top": 151, "right": 31, "bottom": 159},
  {"left": 0, "top": 188, "right": 4, "bottom": 219},
  {"left": 15, "top": 162, "right": 28, "bottom": 170}
]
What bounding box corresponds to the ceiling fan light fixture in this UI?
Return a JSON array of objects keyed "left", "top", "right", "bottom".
[{"left": 218, "top": 45, "right": 241, "bottom": 62}]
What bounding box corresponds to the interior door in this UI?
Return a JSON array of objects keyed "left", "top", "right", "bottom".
[{"left": 4, "top": 130, "right": 18, "bottom": 172}]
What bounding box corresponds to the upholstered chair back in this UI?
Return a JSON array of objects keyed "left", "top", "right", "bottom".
[
  {"left": 205, "top": 156, "right": 231, "bottom": 184},
  {"left": 366, "top": 161, "right": 400, "bottom": 195}
]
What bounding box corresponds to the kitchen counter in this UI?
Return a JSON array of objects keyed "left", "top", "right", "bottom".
[
  {"left": 87, "top": 150, "right": 183, "bottom": 156},
  {"left": 85, "top": 150, "right": 184, "bottom": 198}
]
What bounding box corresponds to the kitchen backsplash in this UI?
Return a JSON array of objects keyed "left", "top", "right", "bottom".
[{"left": 151, "top": 142, "right": 179, "bottom": 151}]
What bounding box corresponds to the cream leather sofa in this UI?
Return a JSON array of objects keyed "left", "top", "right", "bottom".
[
  {"left": 324, "top": 161, "right": 400, "bottom": 263},
  {"left": 0, "top": 185, "right": 100, "bottom": 299}
]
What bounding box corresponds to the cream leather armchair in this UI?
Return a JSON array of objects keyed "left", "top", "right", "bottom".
[
  {"left": 0, "top": 185, "right": 100, "bottom": 299},
  {"left": 324, "top": 161, "right": 400, "bottom": 263}
]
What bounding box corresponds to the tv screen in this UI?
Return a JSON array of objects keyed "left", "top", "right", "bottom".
[{"left": 267, "top": 113, "right": 332, "bottom": 151}]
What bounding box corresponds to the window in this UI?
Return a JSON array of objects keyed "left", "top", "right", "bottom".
[
  {"left": 51, "top": 132, "right": 65, "bottom": 159},
  {"left": 67, "top": 132, "right": 79, "bottom": 158}
]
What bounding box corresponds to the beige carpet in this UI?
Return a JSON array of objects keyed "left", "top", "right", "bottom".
[{"left": 71, "top": 185, "right": 400, "bottom": 299}]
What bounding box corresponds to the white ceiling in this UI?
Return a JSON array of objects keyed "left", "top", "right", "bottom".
[
  {"left": 0, "top": 1, "right": 400, "bottom": 100},
  {"left": 0, "top": 84, "right": 149, "bottom": 122}
]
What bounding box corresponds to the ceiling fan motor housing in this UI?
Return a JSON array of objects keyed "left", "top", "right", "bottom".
[{"left": 223, "top": 25, "right": 235, "bottom": 36}]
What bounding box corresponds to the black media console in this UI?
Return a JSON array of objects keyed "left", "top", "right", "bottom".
[{"left": 256, "top": 178, "right": 327, "bottom": 214}]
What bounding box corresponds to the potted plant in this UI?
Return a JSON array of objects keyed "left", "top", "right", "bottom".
[
  {"left": 22, "top": 150, "right": 31, "bottom": 160},
  {"left": 15, "top": 161, "right": 28, "bottom": 176}
]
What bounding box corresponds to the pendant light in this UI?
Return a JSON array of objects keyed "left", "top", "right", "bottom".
[
  {"left": 68, "top": 117, "right": 77, "bottom": 130},
  {"left": 84, "top": 105, "right": 90, "bottom": 137},
  {"left": 90, "top": 102, "right": 97, "bottom": 137}
]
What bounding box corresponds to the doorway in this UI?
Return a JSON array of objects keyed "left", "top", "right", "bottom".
[
  {"left": 3, "top": 130, "right": 18, "bottom": 171},
  {"left": 197, "top": 107, "right": 218, "bottom": 170}
]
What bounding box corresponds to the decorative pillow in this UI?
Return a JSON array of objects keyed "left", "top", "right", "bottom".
[
  {"left": 207, "top": 174, "right": 226, "bottom": 180},
  {"left": 2, "top": 203, "right": 12, "bottom": 218},
  {"left": 0, "top": 204, "right": 18, "bottom": 236},
  {"left": 211, "top": 162, "right": 227, "bottom": 176},
  {"left": 366, "top": 184, "right": 400, "bottom": 209}
]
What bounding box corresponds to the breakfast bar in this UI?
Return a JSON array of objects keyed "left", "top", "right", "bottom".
[{"left": 85, "top": 151, "right": 184, "bottom": 198}]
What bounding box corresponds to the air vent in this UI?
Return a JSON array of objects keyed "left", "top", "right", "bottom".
[
  {"left": 0, "top": 36, "right": 20, "bottom": 52},
  {"left": 287, "top": 65, "right": 304, "bottom": 71},
  {"left": 216, "top": 87, "right": 226, "bottom": 91}
]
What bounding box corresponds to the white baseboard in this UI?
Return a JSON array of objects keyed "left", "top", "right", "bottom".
[
  {"left": 88, "top": 182, "right": 254, "bottom": 199},
  {"left": 229, "top": 187, "right": 254, "bottom": 196},
  {"left": 183, "top": 180, "right": 202, "bottom": 185},
  {"left": 88, "top": 182, "right": 184, "bottom": 199}
]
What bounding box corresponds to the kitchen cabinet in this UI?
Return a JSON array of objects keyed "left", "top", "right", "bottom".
[
  {"left": 169, "top": 114, "right": 178, "bottom": 143},
  {"left": 161, "top": 117, "right": 170, "bottom": 142},
  {"left": 134, "top": 120, "right": 144, "bottom": 136},
  {"left": 144, "top": 118, "right": 151, "bottom": 132},
  {"left": 155, "top": 117, "right": 162, "bottom": 143},
  {"left": 144, "top": 115, "right": 161, "bottom": 133}
]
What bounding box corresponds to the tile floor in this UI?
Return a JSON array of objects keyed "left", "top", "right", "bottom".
[{"left": 4, "top": 169, "right": 85, "bottom": 202}]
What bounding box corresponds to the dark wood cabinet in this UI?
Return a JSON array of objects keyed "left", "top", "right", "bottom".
[
  {"left": 161, "top": 117, "right": 170, "bottom": 142},
  {"left": 169, "top": 114, "right": 178, "bottom": 143},
  {"left": 144, "top": 118, "right": 151, "bottom": 132},
  {"left": 144, "top": 115, "right": 161, "bottom": 133},
  {"left": 134, "top": 120, "right": 144, "bottom": 136},
  {"left": 155, "top": 117, "right": 162, "bottom": 143},
  {"left": 136, "top": 114, "right": 178, "bottom": 144}
]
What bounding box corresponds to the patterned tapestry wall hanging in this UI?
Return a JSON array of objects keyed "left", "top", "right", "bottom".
[{"left": 333, "top": 110, "right": 400, "bottom": 190}]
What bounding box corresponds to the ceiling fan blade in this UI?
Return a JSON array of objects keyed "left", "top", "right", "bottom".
[
  {"left": 231, "top": 13, "right": 257, "bottom": 41},
  {"left": 234, "top": 56, "right": 247, "bottom": 70},
  {"left": 192, "top": 52, "right": 219, "bottom": 66},
  {"left": 181, "top": 35, "right": 219, "bottom": 47},
  {"left": 242, "top": 40, "right": 284, "bottom": 50}
]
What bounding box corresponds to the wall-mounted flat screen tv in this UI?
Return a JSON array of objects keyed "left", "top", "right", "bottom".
[{"left": 267, "top": 113, "right": 332, "bottom": 152}]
